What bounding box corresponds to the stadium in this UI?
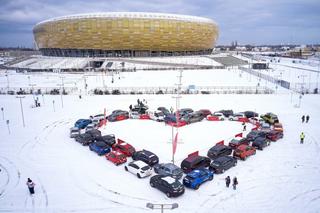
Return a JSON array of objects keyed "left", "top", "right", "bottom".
[{"left": 33, "top": 12, "right": 219, "bottom": 57}]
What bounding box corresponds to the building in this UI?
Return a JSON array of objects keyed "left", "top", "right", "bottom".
[{"left": 33, "top": 12, "right": 219, "bottom": 57}]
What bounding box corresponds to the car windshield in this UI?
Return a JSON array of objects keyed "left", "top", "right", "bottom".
[
  {"left": 172, "top": 169, "right": 181, "bottom": 175},
  {"left": 170, "top": 181, "right": 181, "bottom": 188},
  {"left": 141, "top": 166, "right": 150, "bottom": 171},
  {"left": 231, "top": 139, "right": 239, "bottom": 144}
]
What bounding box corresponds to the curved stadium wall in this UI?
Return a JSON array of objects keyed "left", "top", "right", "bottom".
[{"left": 33, "top": 12, "right": 219, "bottom": 57}]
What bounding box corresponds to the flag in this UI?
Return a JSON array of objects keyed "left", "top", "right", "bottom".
[
  {"left": 173, "top": 132, "right": 178, "bottom": 155},
  {"left": 235, "top": 132, "right": 243, "bottom": 138}
]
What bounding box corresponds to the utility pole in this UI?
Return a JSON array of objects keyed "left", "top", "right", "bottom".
[
  {"left": 298, "top": 74, "right": 307, "bottom": 94},
  {"left": 16, "top": 96, "right": 26, "bottom": 127},
  {"left": 58, "top": 75, "right": 65, "bottom": 108}
]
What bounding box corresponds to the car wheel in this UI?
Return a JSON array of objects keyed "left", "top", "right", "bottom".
[
  {"left": 166, "top": 192, "right": 171, "bottom": 198},
  {"left": 150, "top": 182, "right": 155, "bottom": 187},
  {"left": 194, "top": 184, "right": 200, "bottom": 190},
  {"left": 208, "top": 175, "right": 213, "bottom": 181},
  {"left": 221, "top": 169, "right": 225, "bottom": 173},
  {"left": 234, "top": 162, "right": 237, "bottom": 166},
  {"left": 243, "top": 156, "right": 247, "bottom": 161},
  {"left": 137, "top": 173, "right": 141, "bottom": 178},
  {"left": 125, "top": 166, "right": 128, "bottom": 171}
]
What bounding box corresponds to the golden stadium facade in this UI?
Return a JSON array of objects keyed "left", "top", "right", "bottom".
[{"left": 33, "top": 12, "right": 219, "bottom": 57}]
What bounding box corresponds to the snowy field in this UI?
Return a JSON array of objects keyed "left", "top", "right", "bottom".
[{"left": 0, "top": 65, "right": 320, "bottom": 213}]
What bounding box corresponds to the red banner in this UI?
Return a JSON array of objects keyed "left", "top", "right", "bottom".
[
  {"left": 117, "top": 138, "right": 125, "bottom": 144},
  {"left": 235, "top": 132, "right": 243, "bottom": 138},
  {"left": 216, "top": 140, "right": 224, "bottom": 146},
  {"left": 173, "top": 132, "right": 178, "bottom": 155},
  {"left": 188, "top": 151, "right": 199, "bottom": 158}
]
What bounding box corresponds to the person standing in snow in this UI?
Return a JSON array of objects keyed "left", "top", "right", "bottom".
[
  {"left": 306, "top": 115, "right": 310, "bottom": 123},
  {"left": 225, "top": 176, "right": 231, "bottom": 188},
  {"left": 232, "top": 177, "right": 238, "bottom": 190},
  {"left": 300, "top": 132, "right": 305, "bottom": 144},
  {"left": 26, "top": 178, "right": 35, "bottom": 195},
  {"left": 301, "top": 115, "right": 305, "bottom": 123},
  {"left": 242, "top": 123, "right": 247, "bottom": 131}
]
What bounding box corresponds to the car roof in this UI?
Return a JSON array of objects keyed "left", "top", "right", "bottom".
[
  {"left": 210, "top": 144, "right": 227, "bottom": 151},
  {"left": 161, "top": 176, "right": 176, "bottom": 184},
  {"left": 162, "top": 163, "right": 180, "bottom": 170},
  {"left": 132, "top": 160, "right": 148, "bottom": 168},
  {"left": 184, "top": 155, "right": 203, "bottom": 162},
  {"left": 214, "top": 156, "right": 232, "bottom": 162},
  {"left": 236, "top": 145, "right": 249, "bottom": 150},
  {"left": 187, "top": 169, "right": 207, "bottom": 178}
]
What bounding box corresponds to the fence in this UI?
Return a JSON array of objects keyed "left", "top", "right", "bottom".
[{"left": 0, "top": 86, "right": 78, "bottom": 95}]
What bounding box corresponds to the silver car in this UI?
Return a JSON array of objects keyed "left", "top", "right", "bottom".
[
  {"left": 69, "top": 127, "right": 80, "bottom": 138},
  {"left": 154, "top": 163, "right": 183, "bottom": 179}
]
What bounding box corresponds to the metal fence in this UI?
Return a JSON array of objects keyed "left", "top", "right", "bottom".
[{"left": 0, "top": 86, "right": 78, "bottom": 95}]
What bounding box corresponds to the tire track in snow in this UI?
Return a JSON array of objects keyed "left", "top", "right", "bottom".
[{"left": 0, "top": 156, "right": 21, "bottom": 198}]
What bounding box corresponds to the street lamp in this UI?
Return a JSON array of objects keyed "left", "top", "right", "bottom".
[
  {"left": 146, "top": 203, "right": 179, "bottom": 213},
  {"left": 5, "top": 73, "right": 9, "bottom": 90},
  {"left": 16, "top": 96, "right": 26, "bottom": 127}
]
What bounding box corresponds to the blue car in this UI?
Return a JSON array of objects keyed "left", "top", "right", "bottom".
[
  {"left": 164, "top": 114, "right": 177, "bottom": 123},
  {"left": 89, "top": 141, "right": 111, "bottom": 156},
  {"left": 74, "top": 119, "right": 92, "bottom": 129},
  {"left": 183, "top": 168, "right": 214, "bottom": 190}
]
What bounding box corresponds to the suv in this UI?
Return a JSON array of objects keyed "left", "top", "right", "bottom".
[
  {"left": 132, "top": 149, "right": 159, "bottom": 166},
  {"left": 181, "top": 111, "right": 204, "bottom": 124},
  {"left": 69, "top": 127, "right": 80, "bottom": 138},
  {"left": 74, "top": 119, "right": 92, "bottom": 129},
  {"left": 266, "top": 130, "right": 283, "bottom": 141},
  {"left": 198, "top": 109, "right": 212, "bottom": 117},
  {"left": 183, "top": 168, "right": 213, "bottom": 190},
  {"left": 180, "top": 155, "right": 211, "bottom": 173},
  {"left": 228, "top": 137, "right": 250, "bottom": 149},
  {"left": 107, "top": 110, "right": 129, "bottom": 122},
  {"left": 207, "top": 144, "right": 232, "bottom": 159},
  {"left": 209, "top": 156, "right": 237, "bottom": 174},
  {"left": 228, "top": 113, "right": 246, "bottom": 121},
  {"left": 176, "top": 108, "right": 194, "bottom": 118},
  {"left": 243, "top": 111, "right": 259, "bottom": 118},
  {"left": 112, "top": 141, "right": 136, "bottom": 157},
  {"left": 150, "top": 175, "right": 185, "bottom": 198},
  {"left": 95, "top": 134, "right": 116, "bottom": 147},
  {"left": 218, "top": 110, "right": 234, "bottom": 118},
  {"left": 246, "top": 130, "right": 267, "bottom": 142},
  {"left": 233, "top": 145, "right": 256, "bottom": 160},
  {"left": 105, "top": 151, "right": 127, "bottom": 165},
  {"left": 75, "top": 132, "right": 95, "bottom": 146},
  {"left": 89, "top": 141, "right": 111, "bottom": 156},
  {"left": 252, "top": 137, "right": 271, "bottom": 150},
  {"left": 154, "top": 163, "right": 183, "bottom": 179},
  {"left": 260, "top": 112, "right": 279, "bottom": 124}
]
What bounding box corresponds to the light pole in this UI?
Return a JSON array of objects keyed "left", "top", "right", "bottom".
[
  {"left": 1, "top": 107, "right": 4, "bottom": 120},
  {"left": 146, "top": 203, "right": 179, "bottom": 213},
  {"left": 297, "top": 74, "right": 307, "bottom": 94},
  {"left": 16, "top": 96, "right": 26, "bottom": 127},
  {"left": 5, "top": 73, "right": 9, "bottom": 90},
  {"left": 57, "top": 83, "right": 64, "bottom": 108}
]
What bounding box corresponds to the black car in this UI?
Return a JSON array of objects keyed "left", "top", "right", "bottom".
[
  {"left": 209, "top": 156, "right": 237, "bottom": 174},
  {"left": 207, "top": 144, "right": 233, "bottom": 159},
  {"left": 132, "top": 149, "right": 159, "bottom": 166},
  {"left": 246, "top": 130, "right": 267, "bottom": 142},
  {"left": 157, "top": 107, "right": 170, "bottom": 115},
  {"left": 150, "top": 175, "right": 185, "bottom": 198},
  {"left": 86, "top": 129, "right": 102, "bottom": 139},
  {"left": 181, "top": 111, "right": 204, "bottom": 124},
  {"left": 131, "top": 104, "right": 148, "bottom": 114},
  {"left": 252, "top": 137, "right": 271, "bottom": 150},
  {"left": 228, "top": 137, "right": 250, "bottom": 149},
  {"left": 180, "top": 155, "right": 211, "bottom": 173},
  {"left": 243, "top": 111, "right": 259, "bottom": 118},
  {"left": 95, "top": 134, "right": 116, "bottom": 147},
  {"left": 218, "top": 110, "right": 234, "bottom": 118},
  {"left": 75, "top": 132, "right": 95, "bottom": 146}
]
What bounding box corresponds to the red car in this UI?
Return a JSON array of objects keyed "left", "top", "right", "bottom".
[
  {"left": 233, "top": 145, "right": 256, "bottom": 160},
  {"left": 112, "top": 139, "right": 136, "bottom": 157},
  {"left": 106, "top": 151, "right": 127, "bottom": 165},
  {"left": 266, "top": 130, "right": 283, "bottom": 141},
  {"left": 198, "top": 109, "right": 212, "bottom": 117}
]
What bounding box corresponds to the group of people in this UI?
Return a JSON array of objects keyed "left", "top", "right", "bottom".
[
  {"left": 225, "top": 176, "right": 238, "bottom": 190},
  {"left": 301, "top": 115, "right": 310, "bottom": 123}
]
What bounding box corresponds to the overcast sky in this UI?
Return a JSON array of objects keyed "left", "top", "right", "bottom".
[{"left": 0, "top": 0, "right": 319, "bottom": 47}]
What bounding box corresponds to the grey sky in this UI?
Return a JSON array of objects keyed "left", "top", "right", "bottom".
[{"left": 0, "top": 0, "right": 319, "bottom": 47}]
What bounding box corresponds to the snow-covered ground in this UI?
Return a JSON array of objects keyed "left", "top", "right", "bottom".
[{"left": 0, "top": 63, "right": 320, "bottom": 213}]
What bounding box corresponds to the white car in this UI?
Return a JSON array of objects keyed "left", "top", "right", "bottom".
[
  {"left": 229, "top": 113, "right": 246, "bottom": 121},
  {"left": 148, "top": 110, "right": 165, "bottom": 122},
  {"left": 124, "top": 160, "right": 152, "bottom": 178},
  {"left": 129, "top": 111, "right": 140, "bottom": 119},
  {"left": 212, "top": 112, "right": 226, "bottom": 121},
  {"left": 85, "top": 123, "right": 97, "bottom": 132}
]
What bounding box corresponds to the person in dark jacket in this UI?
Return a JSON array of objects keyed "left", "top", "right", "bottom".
[
  {"left": 232, "top": 177, "right": 238, "bottom": 190},
  {"left": 301, "top": 115, "right": 305, "bottom": 123},
  {"left": 225, "top": 176, "right": 231, "bottom": 188},
  {"left": 306, "top": 115, "right": 310, "bottom": 123},
  {"left": 26, "top": 178, "right": 35, "bottom": 195}
]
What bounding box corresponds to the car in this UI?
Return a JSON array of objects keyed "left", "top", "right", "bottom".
[
  {"left": 217, "top": 110, "right": 234, "bottom": 118},
  {"left": 150, "top": 175, "right": 185, "bottom": 197},
  {"left": 95, "top": 134, "right": 116, "bottom": 147},
  {"left": 180, "top": 155, "right": 211, "bottom": 173},
  {"left": 198, "top": 109, "right": 212, "bottom": 117},
  {"left": 129, "top": 111, "right": 140, "bottom": 119},
  {"left": 176, "top": 108, "right": 194, "bottom": 118},
  {"left": 91, "top": 118, "right": 105, "bottom": 127},
  {"left": 209, "top": 156, "right": 237, "bottom": 174},
  {"left": 228, "top": 113, "right": 246, "bottom": 121},
  {"left": 228, "top": 137, "right": 250, "bottom": 149},
  {"left": 85, "top": 123, "right": 98, "bottom": 132},
  {"left": 148, "top": 110, "right": 165, "bottom": 122},
  {"left": 69, "top": 127, "right": 80, "bottom": 138},
  {"left": 132, "top": 149, "right": 159, "bottom": 166},
  {"left": 157, "top": 107, "right": 170, "bottom": 115},
  {"left": 74, "top": 119, "right": 92, "bottom": 129},
  {"left": 92, "top": 114, "right": 105, "bottom": 120},
  {"left": 107, "top": 110, "right": 129, "bottom": 122},
  {"left": 131, "top": 104, "right": 148, "bottom": 114},
  {"left": 266, "top": 130, "right": 283, "bottom": 141},
  {"left": 106, "top": 150, "right": 127, "bottom": 165},
  {"left": 246, "top": 130, "right": 267, "bottom": 142},
  {"left": 154, "top": 163, "right": 183, "bottom": 179},
  {"left": 273, "top": 123, "right": 283, "bottom": 132},
  {"left": 183, "top": 168, "right": 214, "bottom": 190},
  {"left": 124, "top": 160, "right": 152, "bottom": 178},
  {"left": 75, "top": 132, "right": 95, "bottom": 146},
  {"left": 252, "top": 137, "right": 271, "bottom": 150},
  {"left": 112, "top": 141, "right": 136, "bottom": 157},
  {"left": 243, "top": 111, "right": 259, "bottom": 118},
  {"left": 86, "top": 129, "right": 102, "bottom": 139},
  {"left": 211, "top": 112, "right": 226, "bottom": 120},
  {"left": 233, "top": 145, "right": 256, "bottom": 160},
  {"left": 181, "top": 111, "right": 204, "bottom": 124},
  {"left": 163, "top": 114, "right": 187, "bottom": 127},
  {"left": 260, "top": 112, "right": 279, "bottom": 124},
  {"left": 259, "top": 122, "right": 272, "bottom": 131},
  {"left": 89, "top": 141, "right": 111, "bottom": 156},
  {"left": 207, "top": 144, "right": 233, "bottom": 159}
]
